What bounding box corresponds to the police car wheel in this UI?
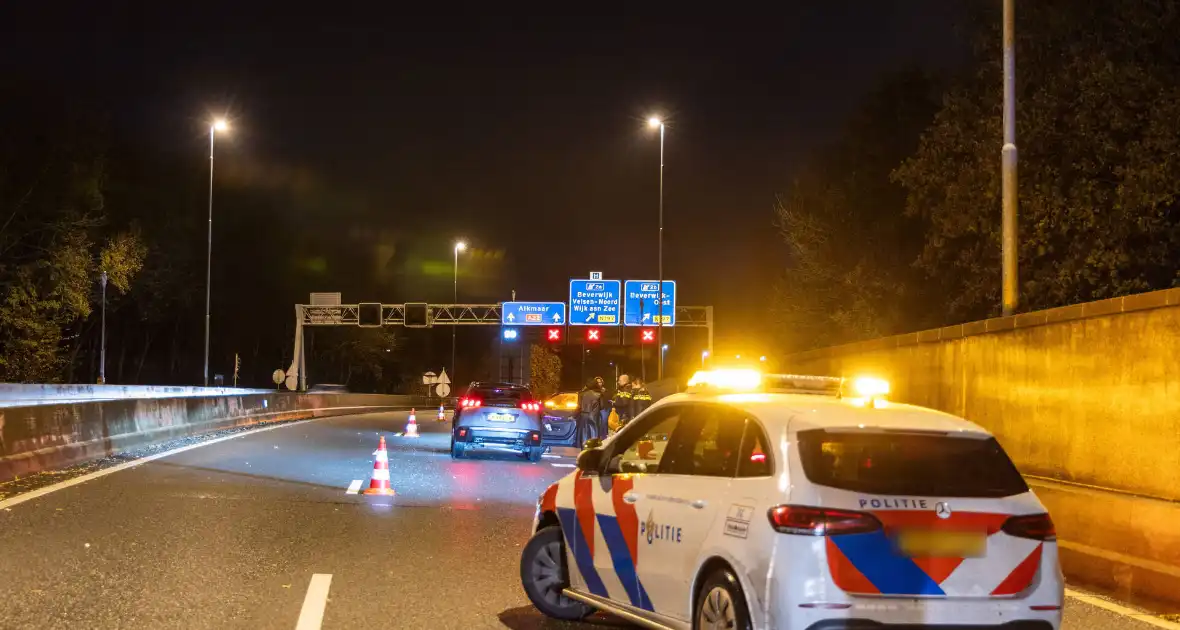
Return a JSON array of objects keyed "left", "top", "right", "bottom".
[
  {"left": 451, "top": 442, "right": 465, "bottom": 459},
  {"left": 694, "top": 568, "right": 752, "bottom": 630},
  {"left": 527, "top": 446, "right": 544, "bottom": 463},
  {"left": 520, "top": 526, "right": 592, "bottom": 621}
]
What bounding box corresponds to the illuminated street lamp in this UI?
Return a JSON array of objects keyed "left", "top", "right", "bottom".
[
  {"left": 701, "top": 350, "right": 709, "bottom": 368},
  {"left": 451, "top": 240, "right": 467, "bottom": 389},
  {"left": 647, "top": 115, "right": 666, "bottom": 380},
  {"left": 204, "top": 117, "right": 229, "bottom": 387}
]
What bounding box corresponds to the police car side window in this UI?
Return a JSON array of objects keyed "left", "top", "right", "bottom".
[
  {"left": 736, "top": 419, "right": 773, "bottom": 477},
  {"left": 610, "top": 408, "right": 682, "bottom": 475},
  {"left": 659, "top": 404, "right": 746, "bottom": 477}
]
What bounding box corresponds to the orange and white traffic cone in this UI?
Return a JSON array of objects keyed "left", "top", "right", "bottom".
[
  {"left": 436, "top": 405, "right": 447, "bottom": 422},
  {"left": 404, "top": 409, "right": 420, "bottom": 438},
  {"left": 363, "top": 436, "right": 395, "bottom": 496}
]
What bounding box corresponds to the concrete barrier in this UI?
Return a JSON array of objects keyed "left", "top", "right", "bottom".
[
  {"left": 786, "top": 286, "right": 1180, "bottom": 606},
  {"left": 0, "top": 392, "right": 421, "bottom": 482}
]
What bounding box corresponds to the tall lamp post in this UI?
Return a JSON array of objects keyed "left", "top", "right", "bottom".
[
  {"left": 204, "top": 118, "right": 228, "bottom": 387},
  {"left": 452, "top": 240, "right": 467, "bottom": 388},
  {"left": 99, "top": 270, "right": 108, "bottom": 385},
  {"left": 1001, "top": 0, "right": 1018, "bottom": 316},
  {"left": 647, "top": 116, "right": 666, "bottom": 380}
]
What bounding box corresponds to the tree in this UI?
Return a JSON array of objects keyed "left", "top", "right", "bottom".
[
  {"left": 0, "top": 104, "right": 146, "bottom": 382},
  {"left": 893, "top": 0, "right": 1180, "bottom": 319},
  {"left": 312, "top": 328, "right": 400, "bottom": 392},
  {"left": 772, "top": 70, "right": 944, "bottom": 351},
  {"left": 528, "top": 343, "right": 562, "bottom": 400}
]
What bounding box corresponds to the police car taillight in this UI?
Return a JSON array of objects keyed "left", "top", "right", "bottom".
[
  {"left": 768, "top": 505, "right": 882, "bottom": 536},
  {"left": 520, "top": 401, "right": 541, "bottom": 412},
  {"left": 1002, "top": 513, "right": 1056, "bottom": 541},
  {"left": 460, "top": 397, "right": 482, "bottom": 409}
]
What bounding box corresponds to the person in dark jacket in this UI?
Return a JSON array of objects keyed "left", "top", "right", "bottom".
[
  {"left": 629, "top": 376, "right": 653, "bottom": 419},
  {"left": 577, "top": 377, "right": 604, "bottom": 446}
]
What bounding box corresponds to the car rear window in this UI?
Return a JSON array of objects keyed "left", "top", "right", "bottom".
[
  {"left": 471, "top": 386, "right": 530, "bottom": 405},
  {"left": 797, "top": 429, "right": 1029, "bottom": 498}
]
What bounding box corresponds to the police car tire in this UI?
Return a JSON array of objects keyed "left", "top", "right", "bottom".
[
  {"left": 520, "top": 526, "right": 593, "bottom": 621},
  {"left": 451, "top": 442, "right": 465, "bottom": 459},
  {"left": 694, "top": 568, "right": 752, "bottom": 630},
  {"left": 527, "top": 446, "right": 544, "bottom": 463}
]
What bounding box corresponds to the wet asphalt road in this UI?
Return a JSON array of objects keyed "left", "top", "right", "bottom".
[{"left": 0, "top": 410, "right": 1171, "bottom": 629}]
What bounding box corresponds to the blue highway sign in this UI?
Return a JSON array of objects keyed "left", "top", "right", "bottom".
[
  {"left": 568, "top": 279, "right": 621, "bottom": 325},
  {"left": 501, "top": 301, "right": 566, "bottom": 326},
  {"left": 623, "top": 280, "right": 677, "bottom": 326}
]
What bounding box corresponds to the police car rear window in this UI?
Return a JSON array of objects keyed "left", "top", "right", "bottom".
[{"left": 797, "top": 430, "right": 1029, "bottom": 498}]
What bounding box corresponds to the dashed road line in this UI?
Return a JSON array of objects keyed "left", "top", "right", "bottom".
[
  {"left": 550, "top": 463, "right": 576, "bottom": 468},
  {"left": 1066, "top": 588, "right": 1180, "bottom": 630},
  {"left": 295, "top": 573, "right": 333, "bottom": 630},
  {"left": 345, "top": 480, "right": 362, "bottom": 495}
]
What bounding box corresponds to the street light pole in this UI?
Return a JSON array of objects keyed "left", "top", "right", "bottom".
[
  {"left": 204, "top": 118, "right": 228, "bottom": 387},
  {"left": 99, "top": 271, "right": 108, "bottom": 385},
  {"left": 647, "top": 117, "right": 666, "bottom": 380},
  {"left": 1001, "top": 0, "right": 1019, "bottom": 316},
  {"left": 452, "top": 241, "right": 466, "bottom": 389}
]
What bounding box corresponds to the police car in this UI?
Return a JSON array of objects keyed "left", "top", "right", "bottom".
[{"left": 519, "top": 370, "right": 1063, "bottom": 630}]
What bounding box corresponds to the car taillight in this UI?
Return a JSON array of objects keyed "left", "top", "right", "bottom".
[
  {"left": 768, "top": 505, "right": 882, "bottom": 536},
  {"left": 520, "top": 401, "right": 540, "bottom": 412},
  {"left": 460, "top": 397, "right": 482, "bottom": 409},
  {"left": 1002, "top": 513, "right": 1056, "bottom": 541}
]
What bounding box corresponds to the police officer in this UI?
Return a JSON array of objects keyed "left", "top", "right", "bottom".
[
  {"left": 609, "top": 373, "right": 633, "bottom": 433},
  {"left": 629, "top": 376, "right": 653, "bottom": 419}
]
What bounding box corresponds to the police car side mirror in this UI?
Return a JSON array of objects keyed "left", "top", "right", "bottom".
[{"left": 576, "top": 448, "right": 605, "bottom": 474}]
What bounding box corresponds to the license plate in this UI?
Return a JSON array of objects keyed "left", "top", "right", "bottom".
[
  {"left": 487, "top": 413, "right": 515, "bottom": 423},
  {"left": 897, "top": 530, "right": 986, "bottom": 558}
]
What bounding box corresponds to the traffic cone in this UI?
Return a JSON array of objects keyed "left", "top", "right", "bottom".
[
  {"left": 363, "top": 436, "right": 395, "bottom": 496},
  {"left": 437, "top": 405, "right": 447, "bottom": 422},
  {"left": 404, "top": 409, "right": 420, "bottom": 438}
]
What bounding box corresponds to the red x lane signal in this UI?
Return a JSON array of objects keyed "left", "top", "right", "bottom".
[
  {"left": 641, "top": 329, "right": 655, "bottom": 343},
  {"left": 546, "top": 328, "right": 563, "bottom": 342},
  {"left": 586, "top": 328, "right": 601, "bottom": 342}
]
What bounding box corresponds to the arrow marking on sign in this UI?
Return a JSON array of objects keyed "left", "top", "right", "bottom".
[
  {"left": 506, "top": 313, "right": 516, "bottom": 321},
  {"left": 586, "top": 312, "right": 595, "bottom": 322},
  {"left": 642, "top": 313, "right": 651, "bottom": 322},
  {"left": 552, "top": 313, "right": 562, "bottom": 322}
]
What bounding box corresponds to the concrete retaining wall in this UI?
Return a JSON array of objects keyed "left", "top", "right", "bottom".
[
  {"left": 0, "top": 393, "right": 419, "bottom": 482},
  {"left": 786, "top": 287, "right": 1180, "bottom": 606}
]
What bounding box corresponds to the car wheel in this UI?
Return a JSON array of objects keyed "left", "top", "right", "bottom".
[
  {"left": 520, "top": 525, "right": 593, "bottom": 621},
  {"left": 527, "top": 446, "right": 544, "bottom": 463},
  {"left": 451, "top": 442, "right": 465, "bottom": 459},
  {"left": 694, "top": 567, "right": 752, "bottom": 630}
]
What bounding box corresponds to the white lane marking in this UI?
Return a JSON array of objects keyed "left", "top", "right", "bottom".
[
  {"left": 0, "top": 418, "right": 324, "bottom": 511},
  {"left": 550, "top": 463, "right": 576, "bottom": 468},
  {"left": 345, "top": 480, "right": 362, "bottom": 494},
  {"left": 1065, "top": 588, "right": 1180, "bottom": 630},
  {"left": 295, "top": 573, "right": 333, "bottom": 630},
  {"left": 541, "top": 454, "right": 562, "bottom": 459}
]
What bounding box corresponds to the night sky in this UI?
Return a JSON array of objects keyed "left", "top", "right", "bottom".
[{"left": 3, "top": 2, "right": 967, "bottom": 356}]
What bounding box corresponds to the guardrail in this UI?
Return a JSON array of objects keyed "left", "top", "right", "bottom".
[{"left": 0, "top": 384, "right": 275, "bottom": 408}]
